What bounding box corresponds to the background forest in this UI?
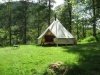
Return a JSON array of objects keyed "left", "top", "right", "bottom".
[{"left": 0, "top": 0, "right": 100, "bottom": 46}]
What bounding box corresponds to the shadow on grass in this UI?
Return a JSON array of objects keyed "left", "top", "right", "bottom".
[
  {"left": 37, "top": 44, "right": 67, "bottom": 47},
  {"left": 63, "top": 42, "right": 100, "bottom": 75}
]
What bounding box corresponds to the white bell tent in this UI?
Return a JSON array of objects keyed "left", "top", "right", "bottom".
[{"left": 38, "top": 19, "right": 76, "bottom": 45}]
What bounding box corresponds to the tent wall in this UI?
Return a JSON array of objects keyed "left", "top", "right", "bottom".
[
  {"left": 54, "top": 38, "right": 75, "bottom": 44},
  {"left": 38, "top": 38, "right": 76, "bottom": 45},
  {"left": 38, "top": 38, "right": 42, "bottom": 44}
]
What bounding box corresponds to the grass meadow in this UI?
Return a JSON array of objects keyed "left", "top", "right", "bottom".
[{"left": 0, "top": 42, "right": 100, "bottom": 75}]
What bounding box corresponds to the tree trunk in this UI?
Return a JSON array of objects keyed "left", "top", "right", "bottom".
[
  {"left": 48, "top": 0, "right": 51, "bottom": 26},
  {"left": 92, "top": 0, "right": 97, "bottom": 39},
  {"left": 82, "top": 24, "right": 86, "bottom": 38},
  {"left": 82, "top": 20, "right": 86, "bottom": 38},
  {"left": 77, "top": 24, "right": 79, "bottom": 40},
  {"left": 8, "top": 1, "right": 12, "bottom": 46},
  {"left": 67, "top": 0, "right": 72, "bottom": 33},
  {"left": 37, "top": 12, "right": 40, "bottom": 37},
  {"left": 23, "top": 1, "right": 29, "bottom": 44}
]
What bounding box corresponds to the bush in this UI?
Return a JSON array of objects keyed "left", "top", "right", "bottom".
[
  {"left": 97, "top": 33, "right": 100, "bottom": 41},
  {"left": 80, "top": 36, "right": 96, "bottom": 44}
]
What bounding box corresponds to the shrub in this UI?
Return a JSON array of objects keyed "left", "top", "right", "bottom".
[{"left": 80, "top": 36, "right": 96, "bottom": 44}]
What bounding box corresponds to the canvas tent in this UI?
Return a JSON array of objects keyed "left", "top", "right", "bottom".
[{"left": 38, "top": 19, "right": 76, "bottom": 45}]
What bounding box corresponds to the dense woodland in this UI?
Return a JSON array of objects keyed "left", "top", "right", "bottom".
[{"left": 0, "top": 0, "right": 100, "bottom": 46}]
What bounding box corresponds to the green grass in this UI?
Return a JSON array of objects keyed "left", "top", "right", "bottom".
[
  {"left": 0, "top": 42, "right": 100, "bottom": 75},
  {"left": 65, "top": 42, "right": 100, "bottom": 75},
  {"left": 0, "top": 45, "right": 79, "bottom": 75}
]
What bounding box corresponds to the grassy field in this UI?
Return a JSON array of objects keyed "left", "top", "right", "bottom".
[{"left": 0, "top": 42, "right": 100, "bottom": 75}]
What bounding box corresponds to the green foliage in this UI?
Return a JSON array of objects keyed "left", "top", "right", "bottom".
[
  {"left": 97, "top": 33, "right": 100, "bottom": 41},
  {"left": 0, "top": 29, "right": 8, "bottom": 46},
  {"left": 80, "top": 36, "right": 96, "bottom": 43},
  {"left": 55, "top": 4, "right": 72, "bottom": 31},
  {"left": 0, "top": 1, "right": 55, "bottom": 45}
]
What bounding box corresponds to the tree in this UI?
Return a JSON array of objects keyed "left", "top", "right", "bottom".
[
  {"left": 23, "top": 0, "right": 29, "bottom": 44},
  {"left": 66, "top": 0, "right": 72, "bottom": 32},
  {"left": 7, "top": 0, "right": 12, "bottom": 46},
  {"left": 92, "top": 0, "right": 97, "bottom": 39},
  {"left": 0, "top": 0, "right": 74, "bottom": 45},
  {"left": 18, "top": 0, "right": 30, "bottom": 44},
  {"left": 48, "top": 0, "right": 51, "bottom": 26}
]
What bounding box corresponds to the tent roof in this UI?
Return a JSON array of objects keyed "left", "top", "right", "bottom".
[{"left": 38, "top": 19, "right": 74, "bottom": 39}]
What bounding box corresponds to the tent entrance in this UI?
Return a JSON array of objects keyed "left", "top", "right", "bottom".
[
  {"left": 44, "top": 30, "right": 55, "bottom": 44},
  {"left": 45, "top": 35, "right": 55, "bottom": 42}
]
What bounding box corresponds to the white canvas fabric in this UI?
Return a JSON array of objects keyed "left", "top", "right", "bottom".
[{"left": 38, "top": 19, "right": 74, "bottom": 39}]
